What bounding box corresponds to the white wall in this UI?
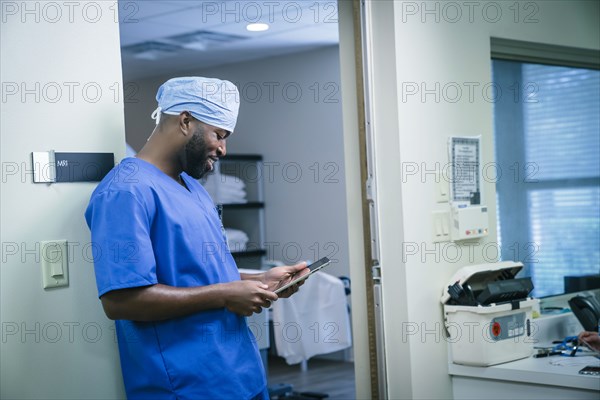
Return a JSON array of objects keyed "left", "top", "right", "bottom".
[
  {"left": 123, "top": 46, "right": 351, "bottom": 280},
  {"left": 1, "top": 2, "right": 126, "bottom": 398},
  {"left": 365, "top": 1, "right": 600, "bottom": 399}
]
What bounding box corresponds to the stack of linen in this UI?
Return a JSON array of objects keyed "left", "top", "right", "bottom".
[
  {"left": 202, "top": 171, "right": 247, "bottom": 204},
  {"left": 217, "top": 173, "right": 246, "bottom": 204},
  {"left": 224, "top": 228, "right": 249, "bottom": 252}
]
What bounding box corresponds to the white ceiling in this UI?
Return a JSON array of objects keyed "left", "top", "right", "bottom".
[{"left": 119, "top": 0, "right": 339, "bottom": 80}]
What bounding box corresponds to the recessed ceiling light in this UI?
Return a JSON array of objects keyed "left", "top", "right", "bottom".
[{"left": 246, "top": 23, "right": 269, "bottom": 32}]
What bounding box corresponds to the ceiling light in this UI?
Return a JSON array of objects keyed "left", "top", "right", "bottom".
[{"left": 246, "top": 23, "right": 269, "bottom": 32}]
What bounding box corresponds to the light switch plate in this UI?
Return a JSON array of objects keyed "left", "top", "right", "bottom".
[
  {"left": 436, "top": 172, "right": 449, "bottom": 203},
  {"left": 40, "top": 240, "right": 69, "bottom": 289},
  {"left": 432, "top": 211, "right": 451, "bottom": 243}
]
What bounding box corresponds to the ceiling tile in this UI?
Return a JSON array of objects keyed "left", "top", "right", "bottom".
[
  {"left": 117, "top": 0, "right": 190, "bottom": 21},
  {"left": 120, "top": 20, "right": 202, "bottom": 45}
]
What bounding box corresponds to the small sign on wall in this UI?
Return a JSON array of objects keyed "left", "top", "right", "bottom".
[
  {"left": 448, "top": 136, "right": 481, "bottom": 204},
  {"left": 31, "top": 151, "right": 114, "bottom": 183}
]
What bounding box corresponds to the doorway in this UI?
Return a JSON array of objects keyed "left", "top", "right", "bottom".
[{"left": 116, "top": 1, "right": 367, "bottom": 398}]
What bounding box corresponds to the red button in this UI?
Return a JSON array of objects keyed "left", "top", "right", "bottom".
[{"left": 492, "top": 322, "right": 501, "bottom": 337}]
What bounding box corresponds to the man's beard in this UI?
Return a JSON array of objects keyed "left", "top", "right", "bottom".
[{"left": 180, "top": 125, "right": 211, "bottom": 179}]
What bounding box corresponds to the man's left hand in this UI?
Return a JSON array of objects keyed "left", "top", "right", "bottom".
[{"left": 262, "top": 262, "right": 308, "bottom": 298}]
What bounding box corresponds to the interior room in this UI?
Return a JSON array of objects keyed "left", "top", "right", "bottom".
[{"left": 1, "top": 1, "right": 599, "bottom": 399}]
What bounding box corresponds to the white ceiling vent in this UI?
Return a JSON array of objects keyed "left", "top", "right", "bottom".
[
  {"left": 165, "top": 30, "right": 248, "bottom": 51},
  {"left": 122, "top": 41, "right": 181, "bottom": 60}
]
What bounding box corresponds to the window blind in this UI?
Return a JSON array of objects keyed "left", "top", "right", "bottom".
[{"left": 494, "top": 60, "right": 600, "bottom": 297}]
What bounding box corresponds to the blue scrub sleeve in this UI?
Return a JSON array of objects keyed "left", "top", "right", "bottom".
[{"left": 87, "top": 190, "right": 157, "bottom": 297}]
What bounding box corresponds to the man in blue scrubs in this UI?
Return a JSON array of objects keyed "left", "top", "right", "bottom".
[{"left": 85, "top": 77, "right": 308, "bottom": 399}]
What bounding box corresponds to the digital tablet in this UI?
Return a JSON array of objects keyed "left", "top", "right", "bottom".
[{"left": 274, "top": 257, "right": 331, "bottom": 294}]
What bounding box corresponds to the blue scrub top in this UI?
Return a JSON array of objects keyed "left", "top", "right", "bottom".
[{"left": 85, "top": 157, "right": 266, "bottom": 400}]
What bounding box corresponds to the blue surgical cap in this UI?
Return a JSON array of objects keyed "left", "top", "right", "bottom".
[{"left": 151, "top": 77, "right": 240, "bottom": 133}]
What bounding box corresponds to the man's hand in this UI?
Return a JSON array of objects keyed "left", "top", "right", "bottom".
[
  {"left": 578, "top": 331, "right": 600, "bottom": 352},
  {"left": 261, "top": 262, "right": 309, "bottom": 298},
  {"left": 222, "top": 280, "right": 278, "bottom": 316}
]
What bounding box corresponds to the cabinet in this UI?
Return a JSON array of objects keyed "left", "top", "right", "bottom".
[{"left": 203, "top": 154, "right": 266, "bottom": 269}]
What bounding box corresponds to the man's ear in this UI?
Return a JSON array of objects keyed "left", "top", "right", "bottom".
[{"left": 178, "top": 111, "right": 193, "bottom": 136}]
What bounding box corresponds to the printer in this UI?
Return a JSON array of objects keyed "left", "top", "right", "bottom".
[{"left": 441, "top": 261, "right": 539, "bottom": 366}]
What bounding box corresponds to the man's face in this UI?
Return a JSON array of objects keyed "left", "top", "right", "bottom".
[{"left": 181, "top": 121, "right": 228, "bottom": 179}]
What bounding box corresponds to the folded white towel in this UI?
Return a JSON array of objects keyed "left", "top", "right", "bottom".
[
  {"left": 200, "top": 171, "right": 248, "bottom": 204},
  {"left": 219, "top": 173, "right": 246, "bottom": 190},
  {"left": 219, "top": 194, "right": 247, "bottom": 204},
  {"left": 218, "top": 186, "right": 246, "bottom": 197},
  {"left": 224, "top": 228, "right": 249, "bottom": 251}
]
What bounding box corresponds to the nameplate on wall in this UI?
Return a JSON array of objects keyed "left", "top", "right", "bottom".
[{"left": 32, "top": 151, "right": 114, "bottom": 183}]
